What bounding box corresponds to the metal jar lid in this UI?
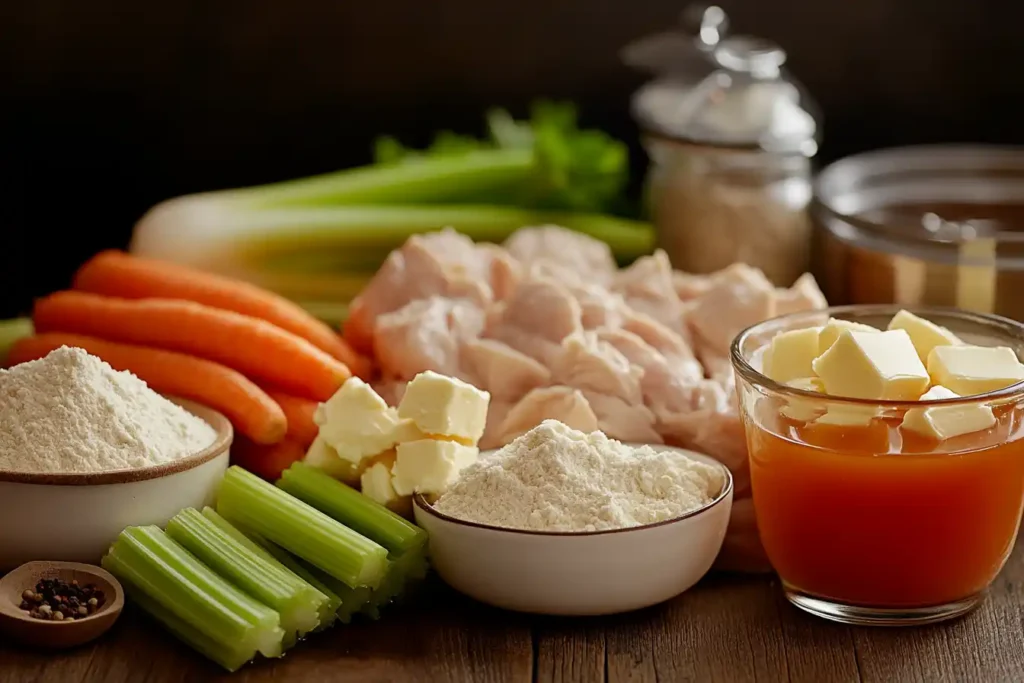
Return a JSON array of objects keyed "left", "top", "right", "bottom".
[{"left": 623, "top": 5, "right": 821, "bottom": 157}]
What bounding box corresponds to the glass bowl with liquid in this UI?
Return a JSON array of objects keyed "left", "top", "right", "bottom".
[{"left": 731, "top": 305, "right": 1024, "bottom": 626}]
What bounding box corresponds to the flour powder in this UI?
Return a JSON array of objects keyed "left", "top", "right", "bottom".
[
  {"left": 0, "top": 346, "right": 217, "bottom": 474},
  {"left": 433, "top": 419, "right": 726, "bottom": 531}
]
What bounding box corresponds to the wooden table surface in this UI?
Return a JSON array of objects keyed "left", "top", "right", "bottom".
[{"left": 3, "top": 542, "right": 1023, "bottom": 683}]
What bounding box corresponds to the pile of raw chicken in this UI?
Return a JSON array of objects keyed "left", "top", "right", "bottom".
[{"left": 343, "top": 226, "right": 827, "bottom": 572}]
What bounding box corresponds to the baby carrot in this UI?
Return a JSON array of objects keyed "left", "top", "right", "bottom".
[
  {"left": 231, "top": 435, "right": 307, "bottom": 482},
  {"left": 34, "top": 291, "right": 350, "bottom": 402},
  {"left": 6, "top": 333, "right": 287, "bottom": 445},
  {"left": 73, "top": 250, "right": 373, "bottom": 379},
  {"left": 265, "top": 390, "right": 319, "bottom": 449}
]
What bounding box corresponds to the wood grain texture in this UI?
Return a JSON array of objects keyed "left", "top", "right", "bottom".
[{"left": 3, "top": 546, "right": 1024, "bottom": 682}]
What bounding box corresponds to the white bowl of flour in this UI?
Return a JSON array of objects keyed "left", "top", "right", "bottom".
[
  {"left": 0, "top": 347, "right": 233, "bottom": 570},
  {"left": 413, "top": 420, "right": 734, "bottom": 616}
]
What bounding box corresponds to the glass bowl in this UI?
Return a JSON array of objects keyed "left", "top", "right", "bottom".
[{"left": 731, "top": 305, "right": 1024, "bottom": 626}]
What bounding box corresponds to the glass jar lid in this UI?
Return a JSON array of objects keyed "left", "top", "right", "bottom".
[{"left": 624, "top": 5, "right": 821, "bottom": 156}]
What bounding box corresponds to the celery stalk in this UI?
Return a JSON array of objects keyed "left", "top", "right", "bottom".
[
  {"left": 278, "top": 463, "right": 427, "bottom": 556},
  {"left": 201, "top": 507, "right": 341, "bottom": 629},
  {"left": 166, "top": 508, "right": 327, "bottom": 640},
  {"left": 216, "top": 466, "right": 389, "bottom": 589},
  {"left": 101, "top": 526, "right": 285, "bottom": 666}
]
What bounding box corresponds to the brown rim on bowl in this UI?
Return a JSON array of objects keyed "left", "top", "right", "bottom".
[
  {"left": 731, "top": 304, "right": 1024, "bottom": 408},
  {"left": 0, "top": 397, "right": 233, "bottom": 486},
  {"left": 414, "top": 446, "right": 734, "bottom": 537}
]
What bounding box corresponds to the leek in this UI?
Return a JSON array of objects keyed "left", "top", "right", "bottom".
[
  {"left": 166, "top": 508, "right": 327, "bottom": 640},
  {"left": 101, "top": 526, "right": 285, "bottom": 669},
  {"left": 201, "top": 507, "right": 342, "bottom": 629},
  {"left": 216, "top": 466, "right": 390, "bottom": 589},
  {"left": 278, "top": 462, "right": 427, "bottom": 556},
  {"left": 0, "top": 318, "right": 32, "bottom": 365}
]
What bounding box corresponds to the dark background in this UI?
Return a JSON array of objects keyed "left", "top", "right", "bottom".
[{"left": 2, "top": 0, "right": 1022, "bottom": 317}]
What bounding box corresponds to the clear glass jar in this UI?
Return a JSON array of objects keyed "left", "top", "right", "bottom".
[
  {"left": 731, "top": 305, "right": 1024, "bottom": 626},
  {"left": 626, "top": 6, "right": 820, "bottom": 286}
]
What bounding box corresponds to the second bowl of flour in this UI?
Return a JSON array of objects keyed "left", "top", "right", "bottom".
[{"left": 413, "top": 420, "right": 734, "bottom": 616}]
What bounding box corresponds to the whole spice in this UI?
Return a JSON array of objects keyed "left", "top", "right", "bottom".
[{"left": 18, "top": 578, "right": 106, "bottom": 621}]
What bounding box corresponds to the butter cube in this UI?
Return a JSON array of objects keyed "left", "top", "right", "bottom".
[
  {"left": 887, "top": 310, "right": 962, "bottom": 363},
  {"left": 315, "top": 378, "right": 402, "bottom": 464},
  {"left": 303, "top": 435, "right": 361, "bottom": 485},
  {"left": 818, "top": 318, "right": 880, "bottom": 352},
  {"left": 389, "top": 417, "right": 426, "bottom": 445},
  {"left": 812, "top": 329, "right": 931, "bottom": 400},
  {"left": 901, "top": 385, "right": 996, "bottom": 440},
  {"left": 398, "top": 371, "right": 490, "bottom": 444},
  {"left": 927, "top": 345, "right": 1024, "bottom": 396},
  {"left": 764, "top": 328, "right": 822, "bottom": 383},
  {"left": 814, "top": 404, "right": 882, "bottom": 426},
  {"left": 780, "top": 377, "right": 825, "bottom": 421},
  {"left": 360, "top": 450, "right": 411, "bottom": 515},
  {"left": 391, "top": 439, "right": 479, "bottom": 496}
]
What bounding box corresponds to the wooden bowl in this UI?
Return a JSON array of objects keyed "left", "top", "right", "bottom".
[{"left": 0, "top": 561, "right": 125, "bottom": 649}]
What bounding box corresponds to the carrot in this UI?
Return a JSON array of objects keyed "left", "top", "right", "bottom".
[
  {"left": 74, "top": 250, "right": 373, "bottom": 379},
  {"left": 34, "top": 291, "right": 349, "bottom": 401},
  {"left": 6, "top": 333, "right": 287, "bottom": 445},
  {"left": 265, "top": 390, "right": 319, "bottom": 448},
  {"left": 231, "top": 435, "right": 307, "bottom": 482}
]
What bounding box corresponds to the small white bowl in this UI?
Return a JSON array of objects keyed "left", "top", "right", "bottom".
[
  {"left": 0, "top": 398, "right": 233, "bottom": 571},
  {"left": 413, "top": 446, "right": 733, "bottom": 616}
]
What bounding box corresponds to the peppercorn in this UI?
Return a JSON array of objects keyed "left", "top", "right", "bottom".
[{"left": 15, "top": 577, "right": 106, "bottom": 621}]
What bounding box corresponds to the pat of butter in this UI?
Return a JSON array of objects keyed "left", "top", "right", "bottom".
[
  {"left": 360, "top": 450, "right": 409, "bottom": 513},
  {"left": 887, "top": 310, "right": 962, "bottom": 363},
  {"left": 927, "top": 345, "right": 1024, "bottom": 396},
  {"left": 780, "top": 377, "right": 825, "bottom": 421},
  {"left": 814, "top": 404, "right": 882, "bottom": 427},
  {"left": 901, "top": 385, "right": 996, "bottom": 440},
  {"left": 391, "top": 439, "right": 479, "bottom": 496},
  {"left": 315, "top": 378, "right": 402, "bottom": 465},
  {"left": 398, "top": 371, "right": 490, "bottom": 445},
  {"left": 812, "top": 329, "right": 930, "bottom": 400},
  {"left": 764, "top": 327, "right": 822, "bottom": 383},
  {"left": 389, "top": 418, "right": 427, "bottom": 444},
  {"left": 818, "top": 318, "right": 880, "bottom": 352},
  {"left": 303, "top": 435, "right": 361, "bottom": 485}
]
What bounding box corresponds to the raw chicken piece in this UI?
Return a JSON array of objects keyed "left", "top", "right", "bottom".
[
  {"left": 583, "top": 391, "right": 662, "bottom": 444},
  {"left": 775, "top": 272, "right": 828, "bottom": 316},
  {"left": 498, "top": 386, "right": 599, "bottom": 443},
  {"left": 504, "top": 226, "right": 617, "bottom": 285},
  {"left": 371, "top": 379, "right": 407, "bottom": 407},
  {"left": 479, "top": 243, "right": 523, "bottom": 301},
  {"left": 345, "top": 235, "right": 491, "bottom": 352},
  {"left": 672, "top": 271, "right": 714, "bottom": 301},
  {"left": 596, "top": 328, "right": 701, "bottom": 418},
  {"left": 687, "top": 263, "right": 777, "bottom": 359},
  {"left": 621, "top": 309, "right": 701, "bottom": 374},
  {"left": 373, "top": 297, "right": 484, "bottom": 380},
  {"left": 714, "top": 498, "right": 773, "bottom": 573},
  {"left": 480, "top": 399, "right": 514, "bottom": 450},
  {"left": 550, "top": 332, "right": 644, "bottom": 406},
  {"left": 613, "top": 250, "right": 687, "bottom": 333},
  {"left": 484, "top": 276, "right": 583, "bottom": 367},
  {"left": 461, "top": 338, "right": 551, "bottom": 402}
]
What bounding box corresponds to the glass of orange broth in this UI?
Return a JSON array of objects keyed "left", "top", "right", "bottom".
[{"left": 731, "top": 305, "right": 1024, "bottom": 626}]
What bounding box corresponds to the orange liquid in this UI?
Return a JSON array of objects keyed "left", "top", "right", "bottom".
[{"left": 746, "top": 407, "right": 1024, "bottom": 607}]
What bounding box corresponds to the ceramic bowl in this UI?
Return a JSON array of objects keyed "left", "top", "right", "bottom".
[
  {"left": 0, "top": 398, "right": 233, "bottom": 571},
  {"left": 413, "top": 446, "right": 734, "bottom": 616}
]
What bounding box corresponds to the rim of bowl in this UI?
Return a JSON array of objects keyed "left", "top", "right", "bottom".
[
  {"left": 731, "top": 304, "right": 1024, "bottom": 408},
  {"left": 413, "top": 445, "right": 734, "bottom": 537},
  {"left": 0, "top": 397, "right": 233, "bottom": 486}
]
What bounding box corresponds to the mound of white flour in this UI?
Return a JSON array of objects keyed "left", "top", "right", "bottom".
[
  {"left": 0, "top": 346, "right": 217, "bottom": 474},
  {"left": 434, "top": 419, "right": 726, "bottom": 532}
]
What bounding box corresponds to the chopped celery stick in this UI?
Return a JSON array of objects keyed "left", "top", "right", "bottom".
[
  {"left": 216, "top": 466, "right": 389, "bottom": 589},
  {"left": 166, "top": 508, "right": 327, "bottom": 640},
  {"left": 101, "top": 526, "right": 285, "bottom": 663},
  {"left": 113, "top": 570, "right": 253, "bottom": 672},
  {"left": 202, "top": 507, "right": 340, "bottom": 629},
  {"left": 278, "top": 462, "right": 428, "bottom": 555}
]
